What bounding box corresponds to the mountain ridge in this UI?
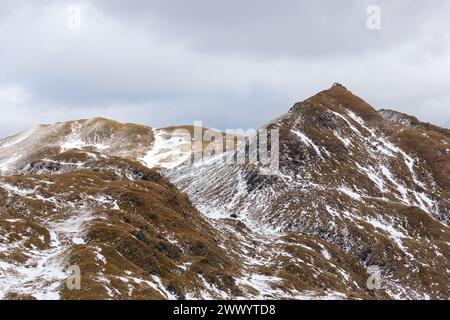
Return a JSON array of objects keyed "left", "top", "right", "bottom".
[{"left": 0, "top": 85, "right": 449, "bottom": 300}]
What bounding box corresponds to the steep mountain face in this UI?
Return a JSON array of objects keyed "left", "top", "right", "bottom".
[
  {"left": 168, "top": 84, "right": 450, "bottom": 299},
  {"left": 0, "top": 85, "right": 448, "bottom": 300}
]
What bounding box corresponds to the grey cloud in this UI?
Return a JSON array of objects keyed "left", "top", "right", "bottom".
[
  {"left": 90, "top": 0, "right": 450, "bottom": 58},
  {"left": 0, "top": 0, "right": 449, "bottom": 138}
]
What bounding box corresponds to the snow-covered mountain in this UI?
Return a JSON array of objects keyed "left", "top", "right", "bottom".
[{"left": 0, "top": 85, "right": 448, "bottom": 299}]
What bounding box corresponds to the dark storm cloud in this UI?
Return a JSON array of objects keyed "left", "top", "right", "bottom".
[{"left": 0, "top": 0, "right": 449, "bottom": 138}]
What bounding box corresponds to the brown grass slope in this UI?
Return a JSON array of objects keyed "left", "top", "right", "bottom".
[
  {"left": 0, "top": 150, "right": 241, "bottom": 299},
  {"left": 1, "top": 149, "right": 386, "bottom": 299}
]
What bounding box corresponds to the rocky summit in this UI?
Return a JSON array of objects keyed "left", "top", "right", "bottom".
[{"left": 0, "top": 85, "right": 448, "bottom": 300}]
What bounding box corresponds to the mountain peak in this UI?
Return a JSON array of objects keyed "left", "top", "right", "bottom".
[
  {"left": 290, "top": 84, "right": 381, "bottom": 122},
  {"left": 331, "top": 82, "right": 348, "bottom": 90}
]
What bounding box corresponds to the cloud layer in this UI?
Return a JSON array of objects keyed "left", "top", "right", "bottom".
[{"left": 0, "top": 0, "right": 449, "bottom": 137}]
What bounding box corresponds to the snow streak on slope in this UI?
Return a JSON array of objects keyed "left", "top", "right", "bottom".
[
  {"left": 0, "top": 211, "right": 92, "bottom": 299},
  {"left": 141, "top": 128, "right": 192, "bottom": 169}
]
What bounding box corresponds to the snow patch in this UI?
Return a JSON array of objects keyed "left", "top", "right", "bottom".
[
  {"left": 291, "top": 130, "right": 325, "bottom": 159},
  {"left": 141, "top": 129, "right": 192, "bottom": 169},
  {"left": 338, "top": 186, "right": 362, "bottom": 201}
]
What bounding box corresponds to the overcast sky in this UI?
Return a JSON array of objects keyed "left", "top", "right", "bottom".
[{"left": 0, "top": 0, "right": 449, "bottom": 137}]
